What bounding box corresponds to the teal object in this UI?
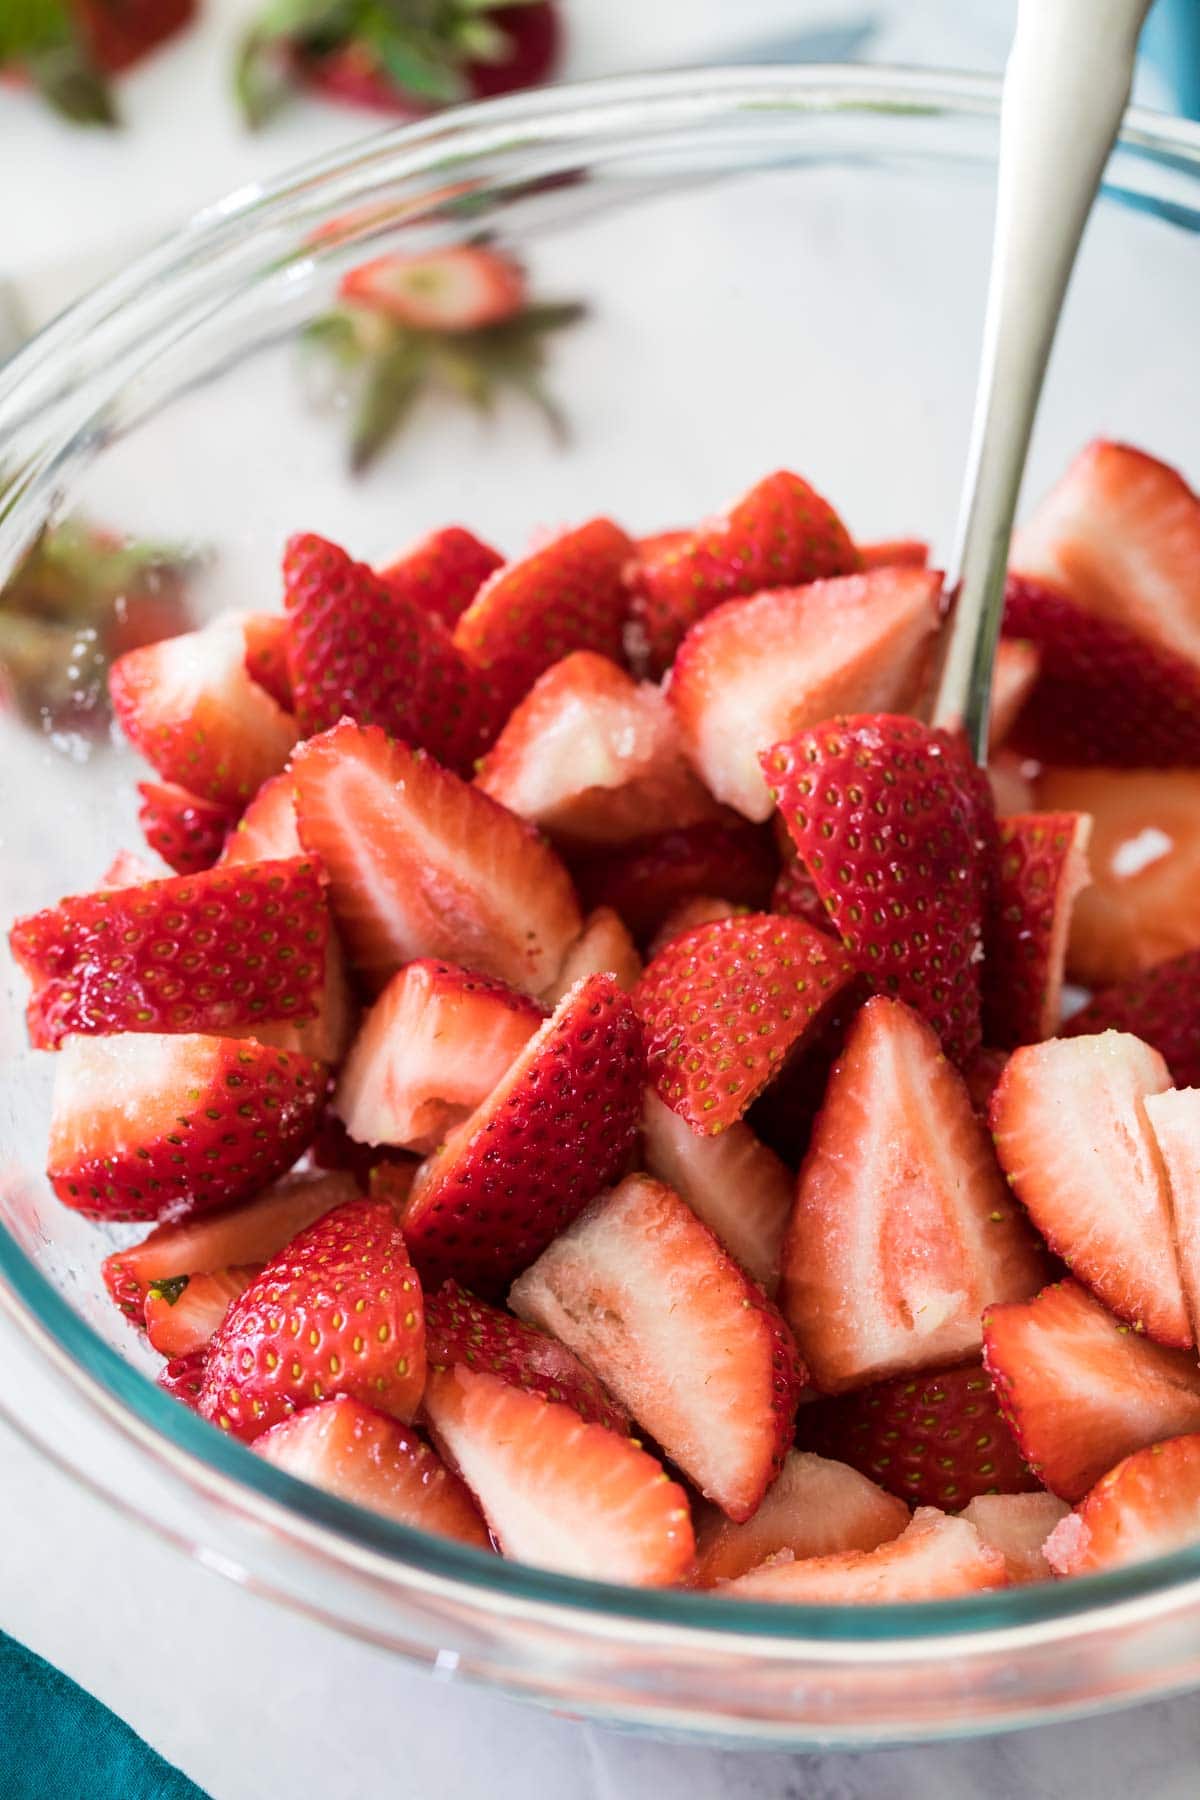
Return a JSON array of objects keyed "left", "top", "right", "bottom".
[
  {"left": 1144, "top": 0, "right": 1200, "bottom": 117},
  {"left": 0, "top": 1632, "right": 208, "bottom": 1800}
]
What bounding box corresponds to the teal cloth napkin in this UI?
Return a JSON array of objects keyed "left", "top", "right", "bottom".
[{"left": 0, "top": 1631, "right": 208, "bottom": 1800}]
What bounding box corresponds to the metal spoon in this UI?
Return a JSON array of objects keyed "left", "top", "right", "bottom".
[{"left": 933, "top": 0, "right": 1155, "bottom": 759}]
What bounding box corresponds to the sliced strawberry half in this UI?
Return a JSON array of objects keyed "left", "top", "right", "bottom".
[
  {"left": 540, "top": 906, "right": 642, "bottom": 1004},
  {"left": 982, "top": 1280, "right": 1200, "bottom": 1500},
  {"left": 242, "top": 613, "right": 293, "bottom": 712},
  {"left": 981, "top": 811, "right": 1092, "bottom": 1048},
  {"left": 856, "top": 537, "right": 929, "bottom": 571},
  {"left": 340, "top": 247, "right": 525, "bottom": 331},
  {"left": 136, "top": 781, "right": 233, "bottom": 875},
  {"left": 1034, "top": 766, "right": 1200, "bottom": 989},
  {"left": 144, "top": 1265, "right": 260, "bottom": 1358},
  {"left": 402, "top": 974, "right": 643, "bottom": 1295},
  {"left": 199, "top": 1198, "right": 425, "bottom": 1439},
  {"left": 989, "top": 1031, "right": 1187, "bottom": 1344},
  {"left": 783, "top": 996, "right": 1045, "bottom": 1393},
  {"left": 510, "top": 1172, "right": 805, "bottom": 1521},
  {"left": 640, "top": 1088, "right": 792, "bottom": 1294},
  {"left": 452, "top": 518, "right": 634, "bottom": 720},
  {"left": 627, "top": 470, "right": 861, "bottom": 674},
  {"left": 333, "top": 959, "right": 544, "bottom": 1155},
  {"left": 765, "top": 713, "right": 989, "bottom": 1064},
  {"left": 109, "top": 612, "right": 297, "bottom": 809},
  {"left": 422, "top": 1364, "right": 694, "bottom": 1585},
  {"left": 475, "top": 651, "right": 721, "bottom": 846},
  {"left": 959, "top": 1492, "right": 1069, "bottom": 1584},
  {"left": 254, "top": 1394, "right": 491, "bottom": 1547},
  {"left": 217, "top": 770, "right": 301, "bottom": 866},
  {"left": 1044, "top": 1434, "right": 1200, "bottom": 1576},
  {"left": 797, "top": 1360, "right": 1036, "bottom": 1508},
  {"left": 47, "top": 1033, "right": 325, "bottom": 1222},
  {"left": 12, "top": 857, "right": 327, "bottom": 1050},
  {"left": 291, "top": 719, "right": 581, "bottom": 996},
  {"left": 693, "top": 1450, "right": 909, "bottom": 1586},
  {"left": 101, "top": 849, "right": 162, "bottom": 889},
  {"left": 1066, "top": 950, "right": 1200, "bottom": 1088},
  {"left": 988, "top": 637, "right": 1042, "bottom": 751},
  {"left": 1145, "top": 1090, "right": 1200, "bottom": 1348},
  {"left": 571, "top": 821, "right": 777, "bottom": 947},
  {"left": 379, "top": 525, "right": 503, "bottom": 630},
  {"left": 283, "top": 531, "right": 488, "bottom": 772},
  {"left": 670, "top": 566, "right": 942, "bottom": 822},
  {"left": 719, "top": 1508, "right": 1007, "bottom": 1603}
]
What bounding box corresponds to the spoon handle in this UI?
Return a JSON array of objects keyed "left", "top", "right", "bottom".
[{"left": 933, "top": 0, "right": 1154, "bottom": 756}]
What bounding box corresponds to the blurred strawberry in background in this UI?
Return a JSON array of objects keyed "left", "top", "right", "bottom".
[{"left": 0, "top": 0, "right": 197, "bottom": 124}]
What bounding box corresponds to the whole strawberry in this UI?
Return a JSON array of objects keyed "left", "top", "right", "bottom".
[{"left": 1, "top": 0, "right": 196, "bottom": 125}]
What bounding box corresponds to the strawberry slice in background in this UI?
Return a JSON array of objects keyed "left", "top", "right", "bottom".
[
  {"left": 990, "top": 1031, "right": 1187, "bottom": 1344},
  {"left": 627, "top": 470, "right": 861, "bottom": 675},
  {"left": 402, "top": 974, "right": 643, "bottom": 1295},
  {"left": 856, "top": 538, "right": 929, "bottom": 571},
  {"left": 1145, "top": 1090, "right": 1200, "bottom": 1347},
  {"left": 333, "top": 958, "right": 544, "bottom": 1155},
  {"left": 254, "top": 1393, "right": 491, "bottom": 1548},
  {"left": 283, "top": 531, "right": 490, "bottom": 773},
  {"left": 475, "top": 651, "right": 722, "bottom": 847},
  {"left": 12, "top": 857, "right": 328, "bottom": 1049},
  {"left": 782, "top": 997, "right": 1045, "bottom": 1394},
  {"left": 422, "top": 1363, "right": 694, "bottom": 1585},
  {"left": 959, "top": 1492, "right": 1070, "bottom": 1584},
  {"left": 144, "top": 1265, "right": 260, "bottom": 1358},
  {"left": 988, "top": 638, "right": 1042, "bottom": 751},
  {"left": 718, "top": 1508, "right": 1006, "bottom": 1603},
  {"left": 645, "top": 896, "right": 738, "bottom": 959},
  {"left": 291, "top": 719, "right": 581, "bottom": 997},
  {"left": 670, "top": 567, "right": 942, "bottom": 822},
  {"left": 47, "top": 1033, "right": 326, "bottom": 1222},
  {"left": 765, "top": 713, "right": 988, "bottom": 1064},
  {"left": 510, "top": 1172, "right": 805, "bottom": 1522},
  {"left": 136, "top": 781, "right": 233, "bottom": 876},
  {"left": 158, "top": 1351, "right": 207, "bottom": 1409},
  {"left": 1066, "top": 950, "right": 1200, "bottom": 1087},
  {"left": 109, "top": 612, "right": 298, "bottom": 810},
  {"left": 340, "top": 248, "right": 525, "bottom": 332},
  {"left": 1033, "top": 767, "right": 1200, "bottom": 988},
  {"left": 100, "top": 848, "right": 162, "bottom": 889},
  {"left": 981, "top": 811, "right": 1092, "bottom": 1048},
  {"left": 1044, "top": 1434, "right": 1200, "bottom": 1577},
  {"left": 692, "top": 1450, "right": 909, "bottom": 1586},
  {"left": 380, "top": 525, "right": 503, "bottom": 629},
  {"left": 982, "top": 1280, "right": 1200, "bottom": 1500},
  {"left": 199, "top": 1198, "right": 425, "bottom": 1439},
  {"left": 571, "top": 821, "right": 777, "bottom": 947},
  {"left": 242, "top": 613, "right": 293, "bottom": 712},
  {"left": 539, "top": 906, "right": 641, "bottom": 1004},
  {"left": 796, "top": 1359, "right": 1037, "bottom": 1508}
]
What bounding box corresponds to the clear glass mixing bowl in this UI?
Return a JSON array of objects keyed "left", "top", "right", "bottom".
[{"left": 3, "top": 67, "right": 1200, "bottom": 1749}]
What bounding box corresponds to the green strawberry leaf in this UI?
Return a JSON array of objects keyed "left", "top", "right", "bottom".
[
  {"left": 148, "top": 1275, "right": 191, "bottom": 1307},
  {"left": 350, "top": 333, "right": 431, "bottom": 473},
  {"left": 361, "top": 9, "right": 465, "bottom": 103}
]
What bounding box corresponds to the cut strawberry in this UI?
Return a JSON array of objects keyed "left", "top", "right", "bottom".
[
  {"left": 796, "top": 1360, "right": 1036, "bottom": 1508},
  {"left": 425, "top": 1279, "right": 628, "bottom": 1433},
  {"left": 765, "top": 713, "right": 988, "bottom": 1063},
  {"left": 783, "top": 997, "right": 1045, "bottom": 1393},
  {"left": 990, "top": 1031, "right": 1187, "bottom": 1344},
  {"left": 291, "top": 720, "right": 581, "bottom": 996},
  {"left": 199, "top": 1198, "right": 425, "bottom": 1439},
  {"left": 981, "top": 812, "right": 1092, "bottom": 1048},
  {"left": 379, "top": 525, "right": 503, "bottom": 629},
  {"left": 540, "top": 906, "right": 642, "bottom": 1004},
  {"left": 628, "top": 470, "right": 861, "bottom": 673},
  {"left": 670, "top": 567, "right": 942, "bottom": 821},
  {"left": 856, "top": 538, "right": 929, "bottom": 571},
  {"left": 282, "top": 532, "right": 489, "bottom": 772},
  {"left": 718, "top": 1508, "right": 1007, "bottom": 1603},
  {"left": 1043, "top": 1434, "right": 1200, "bottom": 1576},
  {"left": 510, "top": 1172, "right": 805, "bottom": 1521},
  {"left": 453, "top": 519, "right": 634, "bottom": 719},
  {"left": 144, "top": 1265, "right": 260, "bottom": 1358},
  {"left": 635, "top": 912, "right": 854, "bottom": 1136},
  {"left": 422, "top": 1363, "right": 694, "bottom": 1585},
  {"left": 645, "top": 896, "right": 738, "bottom": 959},
  {"left": 640, "top": 1088, "right": 792, "bottom": 1294},
  {"left": 1066, "top": 951, "right": 1200, "bottom": 1089},
  {"left": 101, "top": 1169, "right": 360, "bottom": 1323},
  {"left": 340, "top": 247, "right": 525, "bottom": 331},
  {"left": 1034, "top": 767, "right": 1200, "bottom": 988},
  {"left": 242, "top": 613, "right": 293, "bottom": 712},
  {"left": 109, "top": 612, "right": 297, "bottom": 809},
  {"left": 47, "top": 1033, "right": 325, "bottom": 1222},
  {"left": 962, "top": 1046, "right": 1010, "bottom": 1119},
  {"left": 1145, "top": 1090, "right": 1200, "bottom": 1347},
  {"left": 254, "top": 1394, "right": 491, "bottom": 1547},
  {"left": 333, "top": 959, "right": 543, "bottom": 1155},
  {"left": 12, "top": 857, "right": 327, "bottom": 1050},
  {"left": 987, "top": 751, "right": 1037, "bottom": 817},
  {"left": 475, "top": 651, "right": 720, "bottom": 846},
  {"left": 101, "top": 849, "right": 162, "bottom": 889},
  {"left": 402, "top": 974, "right": 643, "bottom": 1294},
  {"left": 982, "top": 1280, "right": 1200, "bottom": 1500},
  {"left": 959, "top": 1492, "right": 1069, "bottom": 1584},
  {"left": 988, "top": 638, "right": 1041, "bottom": 751},
  {"left": 572, "top": 821, "right": 777, "bottom": 947},
  {"left": 769, "top": 855, "right": 827, "bottom": 933},
  {"left": 692, "top": 1450, "right": 909, "bottom": 1586},
  {"left": 136, "top": 781, "right": 232, "bottom": 875},
  {"left": 217, "top": 770, "right": 300, "bottom": 866},
  {"left": 158, "top": 1351, "right": 207, "bottom": 1409}
]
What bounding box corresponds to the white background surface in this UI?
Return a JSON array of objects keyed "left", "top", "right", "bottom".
[{"left": 4, "top": 3, "right": 1199, "bottom": 1796}]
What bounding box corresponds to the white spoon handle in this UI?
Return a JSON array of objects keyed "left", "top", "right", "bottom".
[{"left": 933, "top": 0, "right": 1154, "bottom": 755}]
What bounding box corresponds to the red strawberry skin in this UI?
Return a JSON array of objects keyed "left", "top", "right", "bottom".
[
  {"left": 1066, "top": 949, "right": 1200, "bottom": 1088},
  {"left": 300, "top": 2, "right": 558, "bottom": 113},
  {"left": 77, "top": 0, "right": 196, "bottom": 73},
  {"left": 283, "top": 532, "right": 487, "bottom": 773},
  {"left": 199, "top": 1199, "right": 425, "bottom": 1440},
  {"left": 242, "top": 614, "right": 293, "bottom": 712},
  {"left": 158, "top": 1350, "right": 207, "bottom": 1408},
  {"left": 402, "top": 974, "right": 644, "bottom": 1295},
  {"left": 763, "top": 713, "right": 988, "bottom": 1064},
  {"left": 137, "top": 781, "right": 232, "bottom": 875},
  {"left": 380, "top": 526, "right": 502, "bottom": 628},
  {"left": 797, "top": 1361, "right": 1037, "bottom": 1509},
  {"left": 11, "top": 858, "right": 327, "bottom": 1050},
  {"left": 571, "top": 821, "right": 777, "bottom": 946},
  {"left": 982, "top": 811, "right": 1092, "bottom": 1048},
  {"left": 634, "top": 912, "right": 855, "bottom": 1135}
]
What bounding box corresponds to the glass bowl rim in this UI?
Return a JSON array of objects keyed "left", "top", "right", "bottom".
[{"left": 3, "top": 62, "right": 1200, "bottom": 1649}]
